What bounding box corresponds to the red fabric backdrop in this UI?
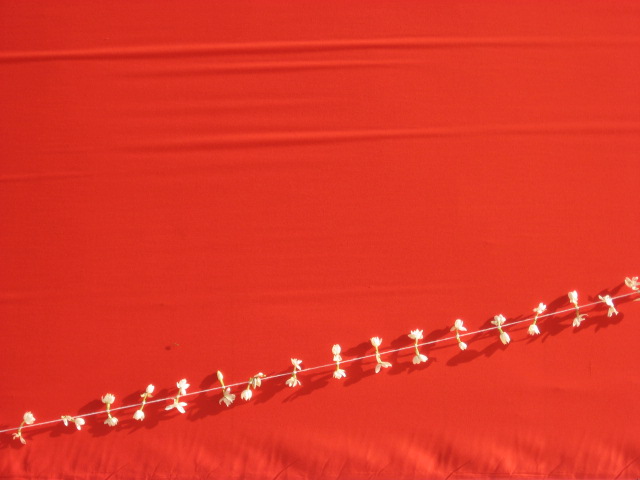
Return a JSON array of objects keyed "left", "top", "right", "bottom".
[{"left": 1, "top": 1, "right": 639, "bottom": 478}]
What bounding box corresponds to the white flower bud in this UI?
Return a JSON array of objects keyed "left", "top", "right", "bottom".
[
  {"left": 104, "top": 416, "right": 118, "bottom": 427},
  {"left": 568, "top": 291, "right": 578, "bottom": 305},
  {"left": 408, "top": 329, "right": 424, "bottom": 340},
  {"left": 241, "top": 388, "right": 252, "bottom": 401}
]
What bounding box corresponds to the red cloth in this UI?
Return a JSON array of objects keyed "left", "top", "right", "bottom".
[{"left": 1, "top": 1, "right": 639, "bottom": 478}]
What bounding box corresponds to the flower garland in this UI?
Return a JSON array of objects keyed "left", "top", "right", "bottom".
[{"left": 5, "top": 277, "right": 639, "bottom": 444}]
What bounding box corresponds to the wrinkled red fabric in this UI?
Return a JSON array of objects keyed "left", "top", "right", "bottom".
[{"left": 1, "top": 1, "right": 639, "bottom": 479}]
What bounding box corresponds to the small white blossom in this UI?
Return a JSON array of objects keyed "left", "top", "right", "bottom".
[
  {"left": 134, "top": 384, "right": 153, "bottom": 420},
  {"left": 165, "top": 398, "right": 187, "bottom": 414},
  {"left": 374, "top": 361, "right": 392, "bottom": 374},
  {"left": 491, "top": 315, "right": 510, "bottom": 345},
  {"left": 533, "top": 303, "right": 547, "bottom": 315},
  {"left": 61, "top": 415, "right": 85, "bottom": 430},
  {"left": 101, "top": 394, "right": 117, "bottom": 426},
  {"left": 249, "top": 373, "right": 265, "bottom": 389},
  {"left": 451, "top": 319, "right": 468, "bottom": 350},
  {"left": 332, "top": 344, "right": 346, "bottom": 378},
  {"left": 408, "top": 329, "right": 424, "bottom": 340},
  {"left": 176, "top": 379, "right": 189, "bottom": 396},
  {"left": 13, "top": 412, "right": 36, "bottom": 444},
  {"left": 573, "top": 313, "right": 587, "bottom": 328},
  {"left": 529, "top": 303, "right": 546, "bottom": 336},
  {"left": 568, "top": 291, "right": 586, "bottom": 327},
  {"left": 450, "top": 319, "right": 467, "bottom": 332},
  {"left": 219, "top": 387, "right": 236, "bottom": 407},
  {"left": 568, "top": 291, "right": 579, "bottom": 306},
  {"left": 599, "top": 295, "right": 618, "bottom": 317},
  {"left": 286, "top": 361, "right": 302, "bottom": 387},
  {"left": 104, "top": 416, "right": 118, "bottom": 427},
  {"left": 332, "top": 344, "right": 342, "bottom": 362},
  {"left": 625, "top": 276, "right": 639, "bottom": 291},
  {"left": 409, "top": 329, "right": 428, "bottom": 364},
  {"left": 291, "top": 358, "right": 302, "bottom": 372},
  {"left": 216, "top": 371, "right": 235, "bottom": 406},
  {"left": 491, "top": 314, "right": 506, "bottom": 327},
  {"left": 371, "top": 336, "right": 392, "bottom": 372},
  {"left": 243, "top": 372, "right": 267, "bottom": 400},
  {"left": 413, "top": 353, "right": 428, "bottom": 364},
  {"left": 241, "top": 388, "right": 252, "bottom": 401},
  {"left": 285, "top": 376, "right": 301, "bottom": 388}
]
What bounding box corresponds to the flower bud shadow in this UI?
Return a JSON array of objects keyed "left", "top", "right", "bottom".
[
  {"left": 341, "top": 340, "right": 376, "bottom": 386},
  {"left": 76, "top": 399, "right": 112, "bottom": 438},
  {"left": 49, "top": 420, "right": 77, "bottom": 438},
  {"left": 538, "top": 294, "right": 575, "bottom": 342},
  {"left": 447, "top": 348, "right": 483, "bottom": 366},
  {"left": 0, "top": 425, "right": 18, "bottom": 449},
  {"left": 420, "top": 326, "right": 457, "bottom": 353},
  {"left": 124, "top": 387, "right": 171, "bottom": 432},
  {"left": 387, "top": 334, "right": 430, "bottom": 376},
  {"left": 283, "top": 370, "right": 331, "bottom": 403},
  {"left": 244, "top": 367, "right": 289, "bottom": 406},
  {"left": 185, "top": 391, "right": 226, "bottom": 422},
  {"left": 580, "top": 310, "right": 625, "bottom": 332},
  {"left": 472, "top": 316, "right": 509, "bottom": 358}
]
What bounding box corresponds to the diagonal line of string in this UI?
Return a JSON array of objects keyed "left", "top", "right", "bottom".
[{"left": 2, "top": 290, "right": 637, "bottom": 434}]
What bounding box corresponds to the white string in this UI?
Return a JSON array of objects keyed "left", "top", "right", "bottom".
[{"left": 3, "top": 290, "right": 636, "bottom": 435}]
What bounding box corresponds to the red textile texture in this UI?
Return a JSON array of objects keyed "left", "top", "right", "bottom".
[{"left": 1, "top": 2, "right": 639, "bottom": 479}]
